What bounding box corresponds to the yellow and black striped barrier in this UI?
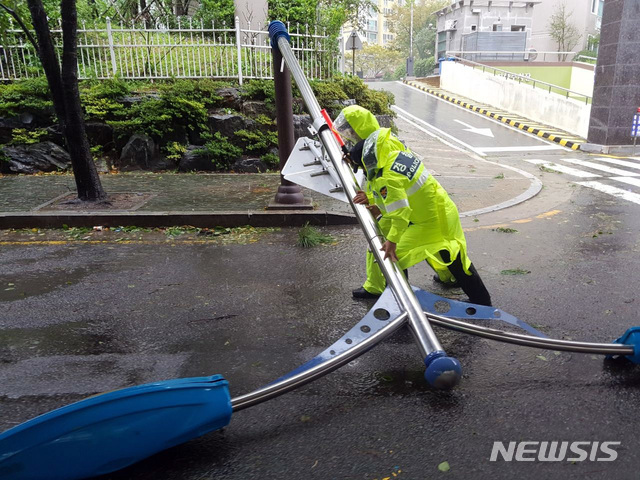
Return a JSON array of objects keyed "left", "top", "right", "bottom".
[{"left": 405, "top": 80, "right": 582, "bottom": 151}]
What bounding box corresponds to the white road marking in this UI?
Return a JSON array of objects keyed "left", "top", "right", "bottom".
[
  {"left": 397, "top": 81, "right": 573, "bottom": 151},
  {"left": 453, "top": 119, "right": 494, "bottom": 137},
  {"left": 610, "top": 176, "right": 640, "bottom": 188},
  {"left": 524, "top": 159, "right": 601, "bottom": 178},
  {"left": 392, "top": 106, "right": 487, "bottom": 156},
  {"left": 558, "top": 158, "right": 640, "bottom": 177},
  {"left": 478, "top": 145, "right": 564, "bottom": 153},
  {"left": 592, "top": 157, "right": 640, "bottom": 170},
  {"left": 575, "top": 181, "right": 640, "bottom": 205}
]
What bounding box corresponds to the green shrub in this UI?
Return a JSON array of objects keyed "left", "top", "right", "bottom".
[
  {"left": 333, "top": 75, "right": 395, "bottom": 116},
  {"left": 0, "top": 77, "right": 53, "bottom": 118},
  {"left": 239, "top": 79, "right": 275, "bottom": 102},
  {"left": 235, "top": 129, "right": 278, "bottom": 152},
  {"left": 261, "top": 152, "right": 279, "bottom": 169},
  {"left": 11, "top": 128, "right": 47, "bottom": 145},
  {"left": 198, "top": 131, "right": 242, "bottom": 170},
  {"left": 415, "top": 57, "right": 436, "bottom": 77},
  {"left": 165, "top": 142, "right": 188, "bottom": 161},
  {"left": 159, "top": 78, "right": 227, "bottom": 109},
  {"left": 310, "top": 79, "right": 348, "bottom": 110}
]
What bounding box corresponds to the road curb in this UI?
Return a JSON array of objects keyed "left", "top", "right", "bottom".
[
  {"left": 0, "top": 210, "right": 358, "bottom": 230},
  {"left": 404, "top": 80, "right": 582, "bottom": 151}
]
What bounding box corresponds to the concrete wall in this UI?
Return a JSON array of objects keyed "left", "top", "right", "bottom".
[
  {"left": 440, "top": 60, "right": 591, "bottom": 137},
  {"left": 569, "top": 64, "right": 596, "bottom": 97}
]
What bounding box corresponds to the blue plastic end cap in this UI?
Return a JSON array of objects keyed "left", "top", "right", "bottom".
[
  {"left": 268, "top": 21, "right": 291, "bottom": 48},
  {"left": 424, "top": 351, "right": 462, "bottom": 390},
  {"left": 609, "top": 326, "right": 640, "bottom": 364}
]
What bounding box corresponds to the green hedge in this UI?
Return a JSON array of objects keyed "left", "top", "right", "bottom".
[{"left": 0, "top": 75, "right": 395, "bottom": 171}]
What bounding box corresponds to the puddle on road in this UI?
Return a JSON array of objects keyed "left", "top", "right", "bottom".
[
  {"left": 0, "top": 320, "right": 127, "bottom": 362},
  {"left": 0, "top": 267, "right": 91, "bottom": 302}
]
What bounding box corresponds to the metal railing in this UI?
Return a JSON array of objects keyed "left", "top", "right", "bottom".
[
  {"left": 444, "top": 55, "right": 592, "bottom": 105},
  {"left": 0, "top": 17, "right": 339, "bottom": 84},
  {"left": 445, "top": 50, "right": 579, "bottom": 62}
]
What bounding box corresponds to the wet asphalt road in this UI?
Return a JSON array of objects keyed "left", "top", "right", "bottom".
[
  {"left": 2, "top": 176, "right": 640, "bottom": 479},
  {"left": 370, "top": 81, "right": 563, "bottom": 154}
]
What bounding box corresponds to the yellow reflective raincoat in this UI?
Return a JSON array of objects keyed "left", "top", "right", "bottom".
[{"left": 342, "top": 107, "right": 472, "bottom": 294}]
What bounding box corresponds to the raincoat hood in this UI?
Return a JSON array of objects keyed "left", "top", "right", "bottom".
[{"left": 334, "top": 106, "right": 380, "bottom": 145}]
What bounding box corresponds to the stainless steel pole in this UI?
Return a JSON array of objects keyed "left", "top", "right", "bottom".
[
  {"left": 231, "top": 313, "right": 408, "bottom": 411},
  {"left": 268, "top": 21, "right": 461, "bottom": 389}
]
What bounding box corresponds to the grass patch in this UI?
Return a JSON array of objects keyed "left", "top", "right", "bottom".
[
  {"left": 493, "top": 227, "right": 518, "bottom": 233},
  {"left": 500, "top": 268, "right": 531, "bottom": 275},
  {"left": 494, "top": 173, "right": 504, "bottom": 179},
  {"left": 297, "top": 223, "right": 335, "bottom": 248}
]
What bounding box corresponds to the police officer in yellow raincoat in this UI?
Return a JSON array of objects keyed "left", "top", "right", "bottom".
[{"left": 334, "top": 105, "right": 492, "bottom": 306}]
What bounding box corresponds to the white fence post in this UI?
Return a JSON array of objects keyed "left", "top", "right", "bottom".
[
  {"left": 235, "top": 16, "right": 243, "bottom": 85},
  {"left": 106, "top": 18, "right": 117, "bottom": 76}
]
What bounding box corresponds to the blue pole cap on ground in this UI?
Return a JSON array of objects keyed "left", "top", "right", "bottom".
[
  {"left": 424, "top": 350, "right": 462, "bottom": 390},
  {"left": 268, "top": 20, "right": 291, "bottom": 48},
  {"left": 609, "top": 326, "right": 640, "bottom": 364}
]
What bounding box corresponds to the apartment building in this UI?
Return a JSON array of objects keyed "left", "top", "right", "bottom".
[
  {"left": 435, "top": 1, "right": 537, "bottom": 60},
  {"left": 344, "top": 0, "right": 404, "bottom": 47}
]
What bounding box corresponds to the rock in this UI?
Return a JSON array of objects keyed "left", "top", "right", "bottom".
[
  {"left": 232, "top": 157, "right": 267, "bottom": 173},
  {"left": 1, "top": 141, "right": 71, "bottom": 174},
  {"left": 0, "top": 117, "right": 24, "bottom": 144},
  {"left": 177, "top": 145, "right": 215, "bottom": 172},
  {"left": 338, "top": 99, "right": 357, "bottom": 107},
  {"left": 85, "top": 122, "right": 114, "bottom": 147},
  {"left": 216, "top": 87, "right": 241, "bottom": 110},
  {"left": 242, "top": 101, "right": 272, "bottom": 117},
  {"left": 208, "top": 113, "right": 255, "bottom": 139},
  {"left": 44, "top": 124, "right": 65, "bottom": 147},
  {"left": 376, "top": 115, "right": 395, "bottom": 129},
  {"left": 117, "top": 134, "right": 159, "bottom": 170},
  {"left": 292, "top": 114, "right": 312, "bottom": 141}
]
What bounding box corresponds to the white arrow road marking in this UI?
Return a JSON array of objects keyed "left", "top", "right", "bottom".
[{"left": 453, "top": 119, "right": 495, "bottom": 137}]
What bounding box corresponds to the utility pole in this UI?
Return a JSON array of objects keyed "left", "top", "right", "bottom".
[{"left": 407, "top": 0, "right": 414, "bottom": 77}]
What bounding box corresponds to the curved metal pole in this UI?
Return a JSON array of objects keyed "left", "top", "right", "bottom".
[
  {"left": 273, "top": 33, "right": 446, "bottom": 368},
  {"left": 231, "top": 313, "right": 408, "bottom": 412},
  {"left": 424, "top": 312, "right": 634, "bottom": 356}
]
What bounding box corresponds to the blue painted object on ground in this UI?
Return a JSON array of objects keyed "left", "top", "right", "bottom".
[
  {"left": 414, "top": 288, "right": 548, "bottom": 338},
  {"left": 424, "top": 352, "right": 462, "bottom": 388},
  {"left": 609, "top": 327, "right": 640, "bottom": 364},
  {"left": 0, "top": 375, "right": 232, "bottom": 480}
]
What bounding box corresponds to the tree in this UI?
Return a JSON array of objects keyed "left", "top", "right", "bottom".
[
  {"left": 549, "top": 3, "right": 581, "bottom": 61},
  {"left": 18, "top": 0, "right": 106, "bottom": 201},
  {"left": 268, "top": 0, "right": 377, "bottom": 38},
  {"left": 388, "top": 0, "right": 446, "bottom": 58},
  {"left": 350, "top": 43, "right": 403, "bottom": 79}
]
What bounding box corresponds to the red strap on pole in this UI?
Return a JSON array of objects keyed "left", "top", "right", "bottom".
[{"left": 321, "top": 109, "right": 345, "bottom": 147}]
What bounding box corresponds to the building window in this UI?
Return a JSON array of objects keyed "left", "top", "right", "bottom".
[
  {"left": 511, "top": 25, "right": 525, "bottom": 31},
  {"left": 471, "top": 25, "right": 477, "bottom": 31},
  {"left": 367, "top": 32, "right": 377, "bottom": 42},
  {"left": 493, "top": 24, "right": 502, "bottom": 31},
  {"left": 591, "top": 0, "right": 598, "bottom": 13}
]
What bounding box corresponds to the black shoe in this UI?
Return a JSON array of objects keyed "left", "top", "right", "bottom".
[
  {"left": 352, "top": 287, "right": 381, "bottom": 299},
  {"left": 433, "top": 274, "right": 459, "bottom": 288}
]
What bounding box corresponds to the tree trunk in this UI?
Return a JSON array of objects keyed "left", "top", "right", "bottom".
[
  {"left": 26, "top": 0, "right": 67, "bottom": 124},
  {"left": 27, "top": 0, "right": 106, "bottom": 201},
  {"left": 61, "top": 0, "right": 105, "bottom": 200}
]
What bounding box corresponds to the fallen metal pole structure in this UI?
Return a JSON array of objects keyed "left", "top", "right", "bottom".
[
  {"left": 425, "top": 313, "right": 635, "bottom": 355},
  {"left": 268, "top": 21, "right": 461, "bottom": 389}
]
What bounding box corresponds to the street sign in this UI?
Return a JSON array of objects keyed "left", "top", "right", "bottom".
[
  {"left": 345, "top": 30, "right": 362, "bottom": 51},
  {"left": 632, "top": 113, "right": 640, "bottom": 138}
]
